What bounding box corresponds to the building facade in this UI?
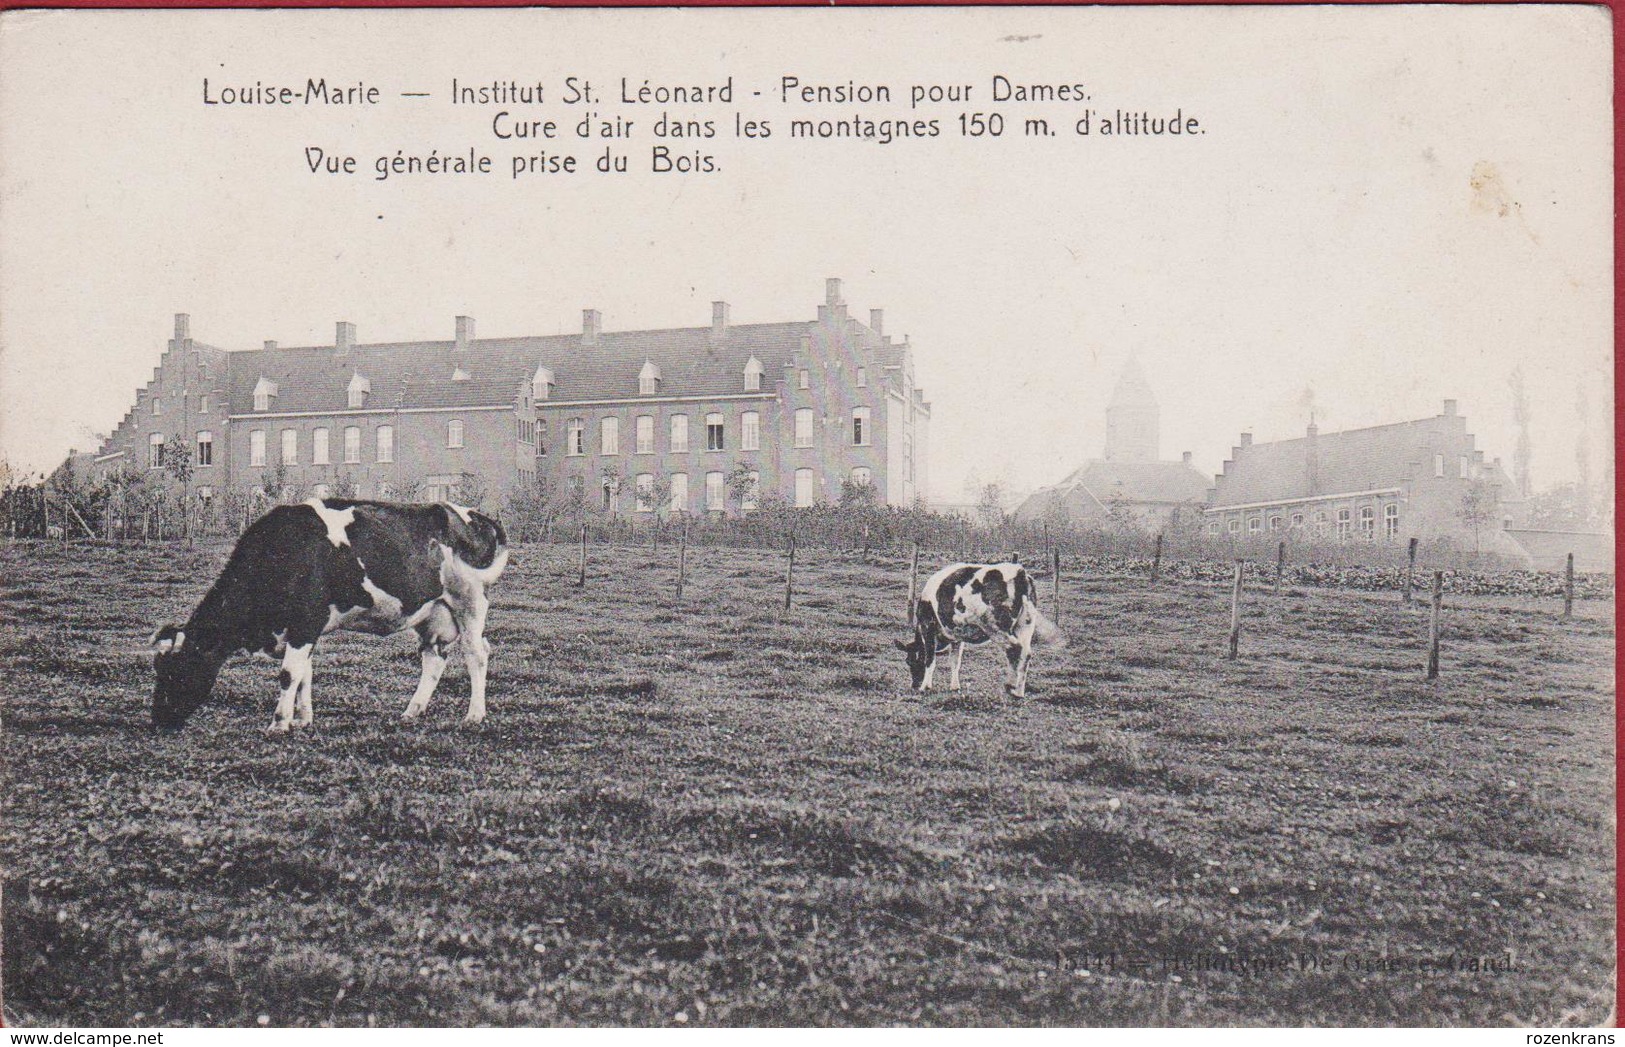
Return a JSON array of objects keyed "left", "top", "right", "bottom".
[
  {"left": 1013, "top": 358, "right": 1210, "bottom": 530},
  {"left": 87, "top": 280, "right": 930, "bottom": 515},
  {"left": 1204, "top": 400, "right": 1528, "bottom": 555}
]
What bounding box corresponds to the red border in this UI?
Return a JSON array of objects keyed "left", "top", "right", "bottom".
[{"left": 0, "top": 0, "right": 1617, "bottom": 1028}]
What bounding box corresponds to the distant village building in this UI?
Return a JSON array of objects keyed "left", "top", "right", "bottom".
[
  {"left": 1013, "top": 358, "right": 1209, "bottom": 530},
  {"left": 85, "top": 279, "right": 931, "bottom": 514},
  {"left": 1205, "top": 399, "right": 1529, "bottom": 558}
]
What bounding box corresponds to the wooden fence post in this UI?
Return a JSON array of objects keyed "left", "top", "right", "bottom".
[
  {"left": 1404, "top": 537, "right": 1418, "bottom": 605},
  {"left": 1227, "top": 560, "right": 1243, "bottom": 660},
  {"left": 1052, "top": 547, "right": 1062, "bottom": 626},
  {"left": 1563, "top": 552, "right": 1575, "bottom": 619},
  {"left": 908, "top": 542, "right": 920, "bottom": 625},
  {"left": 1274, "top": 540, "right": 1286, "bottom": 595},
  {"left": 577, "top": 522, "right": 588, "bottom": 588},
  {"left": 1151, "top": 532, "right": 1163, "bottom": 584},
  {"left": 784, "top": 532, "right": 796, "bottom": 611},
  {"left": 676, "top": 520, "right": 688, "bottom": 603},
  {"left": 1426, "top": 571, "right": 1443, "bottom": 680}
]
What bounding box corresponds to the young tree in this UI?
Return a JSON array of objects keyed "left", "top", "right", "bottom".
[
  {"left": 725, "top": 463, "right": 758, "bottom": 513},
  {"left": 597, "top": 466, "right": 623, "bottom": 516},
  {"left": 975, "top": 481, "right": 1006, "bottom": 529},
  {"left": 1457, "top": 478, "right": 1499, "bottom": 559},
  {"left": 503, "top": 472, "right": 554, "bottom": 541},
  {"left": 454, "top": 472, "right": 488, "bottom": 510},
  {"left": 839, "top": 476, "right": 878, "bottom": 508},
  {"left": 262, "top": 459, "right": 290, "bottom": 503},
  {"left": 644, "top": 474, "right": 673, "bottom": 521},
  {"left": 158, "top": 435, "right": 196, "bottom": 545}
]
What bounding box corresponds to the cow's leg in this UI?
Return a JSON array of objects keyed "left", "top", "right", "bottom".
[
  {"left": 457, "top": 590, "right": 491, "bottom": 725},
  {"left": 1005, "top": 620, "right": 1037, "bottom": 697},
  {"left": 1004, "top": 641, "right": 1031, "bottom": 697},
  {"left": 950, "top": 643, "right": 967, "bottom": 691},
  {"left": 292, "top": 654, "right": 316, "bottom": 727},
  {"left": 270, "top": 643, "right": 313, "bottom": 732},
  {"left": 404, "top": 602, "right": 457, "bottom": 721}
]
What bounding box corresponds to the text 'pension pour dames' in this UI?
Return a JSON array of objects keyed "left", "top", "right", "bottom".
[{"left": 200, "top": 74, "right": 1091, "bottom": 108}]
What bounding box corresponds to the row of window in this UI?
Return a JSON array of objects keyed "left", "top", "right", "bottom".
[
  {"left": 151, "top": 394, "right": 216, "bottom": 416},
  {"left": 219, "top": 360, "right": 882, "bottom": 417},
  {"left": 1209, "top": 504, "right": 1400, "bottom": 540},
  {"left": 559, "top": 408, "right": 870, "bottom": 457},
  {"left": 543, "top": 361, "right": 870, "bottom": 403},
  {"left": 157, "top": 411, "right": 877, "bottom": 472},
  {"left": 591, "top": 466, "right": 872, "bottom": 513},
  {"left": 1434, "top": 453, "right": 1477, "bottom": 480},
  {"left": 151, "top": 420, "right": 471, "bottom": 469}
]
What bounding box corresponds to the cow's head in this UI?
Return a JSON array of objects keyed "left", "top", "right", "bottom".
[
  {"left": 892, "top": 634, "right": 932, "bottom": 691},
  {"left": 150, "top": 624, "right": 223, "bottom": 728}
]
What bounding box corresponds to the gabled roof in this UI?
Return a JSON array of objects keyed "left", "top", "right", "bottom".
[
  {"left": 1014, "top": 457, "right": 1209, "bottom": 523},
  {"left": 1212, "top": 415, "right": 1464, "bottom": 506},
  {"left": 1058, "top": 459, "right": 1210, "bottom": 505},
  {"left": 222, "top": 313, "right": 907, "bottom": 415}
]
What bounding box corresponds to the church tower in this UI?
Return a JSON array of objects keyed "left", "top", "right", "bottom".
[{"left": 1103, "top": 357, "right": 1160, "bottom": 462}]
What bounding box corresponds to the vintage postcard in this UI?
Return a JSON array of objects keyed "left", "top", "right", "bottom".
[{"left": 0, "top": 4, "right": 1613, "bottom": 1029}]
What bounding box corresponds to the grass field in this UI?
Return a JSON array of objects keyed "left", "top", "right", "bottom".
[{"left": 1, "top": 538, "right": 1615, "bottom": 1027}]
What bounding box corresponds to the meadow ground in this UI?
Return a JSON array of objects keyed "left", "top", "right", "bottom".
[{"left": 0, "top": 538, "right": 1614, "bottom": 1026}]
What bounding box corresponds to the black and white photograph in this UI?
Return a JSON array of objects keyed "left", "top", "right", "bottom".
[{"left": 0, "top": 4, "right": 1614, "bottom": 1028}]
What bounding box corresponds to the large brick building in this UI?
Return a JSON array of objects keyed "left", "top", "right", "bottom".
[
  {"left": 87, "top": 279, "right": 931, "bottom": 515},
  {"left": 1204, "top": 400, "right": 1528, "bottom": 556}
]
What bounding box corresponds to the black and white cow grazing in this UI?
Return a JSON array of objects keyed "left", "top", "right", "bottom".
[
  {"left": 150, "top": 498, "right": 508, "bottom": 731},
  {"left": 894, "top": 561, "right": 1065, "bottom": 697}
]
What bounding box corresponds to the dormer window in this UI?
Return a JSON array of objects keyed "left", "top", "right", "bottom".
[
  {"left": 451, "top": 366, "right": 470, "bottom": 382},
  {"left": 533, "top": 366, "right": 555, "bottom": 401},
  {"left": 347, "top": 373, "right": 371, "bottom": 409},
  {"left": 639, "top": 359, "right": 662, "bottom": 396},
  {"left": 743, "top": 355, "right": 763, "bottom": 392},
  {"left": 252, "top": 377, "right": 278, "bottom": 412}
]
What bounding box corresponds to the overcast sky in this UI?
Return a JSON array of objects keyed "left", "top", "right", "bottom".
[{"left": 0, "top": 6, "right": 1611, "bottom": 501}]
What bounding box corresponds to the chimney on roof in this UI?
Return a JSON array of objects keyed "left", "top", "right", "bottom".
[
  {"left": 455, "top": 315, "right": 475, "bottom": 352},
  {"left": 711, "top": 301, "right": 730, "bottom": 342},
  {"left": 582, "top": 308, "right": 601, "bottom": 346},
  {"left": 1240, "top": 431, "right": 1253, "bottom": 448},
  {"left": 869, "top": 308, "right": 884, "bottom": 336},
  {"left": 820, "top": 277, "right": 847, "bottom": 324},
  {"left": 1443, "top": 398, "right": 1458, "bottom": 417},
  {"left": 264, "top": 340, "right": 277, "bottom": 351},
  {"left": 173, "top": 313, "right": 191, "bottom": 342},
  {"left": 335, "top": 321, "right": 356, "bottom": 356},
  {"left": 1182, "top": 451, "right": 1192, "bottom": 467}
]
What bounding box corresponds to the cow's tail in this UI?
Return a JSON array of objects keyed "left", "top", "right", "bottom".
[{"left": 1030, "top": 606, "right": 1067, "bottom": 648}]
